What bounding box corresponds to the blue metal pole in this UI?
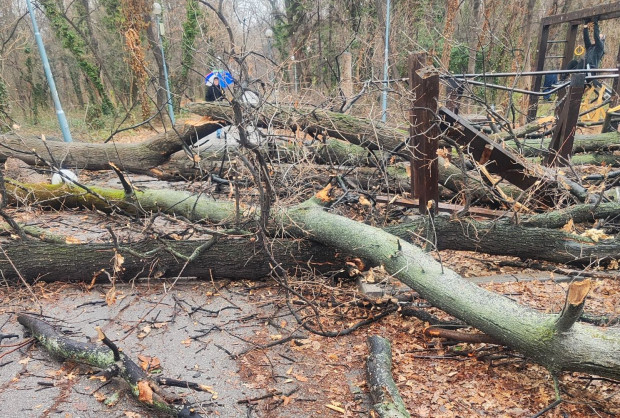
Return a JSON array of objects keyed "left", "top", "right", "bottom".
[
  {"left": 381, "top": 0, "right": 391, "bottom": 123},
  {"left": 156, "top": 14, "right": 175, "bottom": 125},
  {"left": 26, "top": 0, "right": 73, "bottom": 142}
]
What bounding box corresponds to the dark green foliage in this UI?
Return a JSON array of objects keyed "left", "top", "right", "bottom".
[
  {"left": 39, "top": 0, "right": 114, "bottom": 115},
  {"left": 449, "top": 44, "right": 469, "bottom": 74},
  {"left": 100, "top": 0, "right": 124, "bottom": 31},
  {"left": 22, "top": 48, "right": 49, "bottom": 124},
  {"left": 181, "top": 0, "right": 201, "bottom": 82}
]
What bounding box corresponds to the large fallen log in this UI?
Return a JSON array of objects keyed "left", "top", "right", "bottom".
[
  {"left": 0, "top": 236, "right": 347, "bottom": 283},
  {"left": 0, "top": 121, "right": 217, "bottom": 173},
  {"left": 285, "top": 188, "right": 620, "bottom": 380},
  {"left": 386, "top": 212, "right": 620, "bottom": 265},
  {"left": 185, "top": 101, "right": 406, "bottom": 151},
  {"left": 186, "top": 101, "right": 620, "bottom": 155},
  {"left": 6, "top": 181, "right": 619, "bottom": 267},
  {"left": 7, "top": 180, "right": 620, "bottom": 380}
]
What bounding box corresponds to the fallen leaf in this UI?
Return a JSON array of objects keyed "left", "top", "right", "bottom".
[
  {"left": 581, "top": 228, "right": 611, "bottom": 242},
  {"left": 113, "top": 251, "right": 125, "bottom": 275},
  {"left": 270, "top": 334, "right": 282, "bottom": 341},
  {"left": 93, "top": 392, "right": 106, "bottom": 402},
  {"left": 181, "top": 338, "right": 192, "bottom": 347},
  {"left": 105, "top": 287, "right": 117, "bottom": 306},
  {"left": 137, "top": 380, "right": 154, "bottom": 404},
  {"left": 198, "top": 384, "right": 216, "bottom": 395},
  {"left": 294, "top": 374, "right": 308, "bottom": 382},
  {"left": 137, "top": 325, "right": 152, "bottom": 339},
  {"left": 74, "top": 402, "right": 88, "bottom": 411},
  {"left": 561, "top": 218, "right": 574, "bottom": 233},
  {"left": 138, "top": 355, "right": 161, "bottom": 372}
]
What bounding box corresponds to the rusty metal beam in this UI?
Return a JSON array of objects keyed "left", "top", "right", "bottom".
[
  {"left": 439, "top": 107, "right": 541, "bottom": 191},
  {"left": 545, "top": 74, "right": 586, "bottom": 166},
  {"left": 409, "top": 53, "right": 439, "bottom": 215},
  {"left": 541, "top": 2, "right": 620, "bottom": 26},
  {"left": 374, "top": 196, "right": 505, "bottom": 219}
]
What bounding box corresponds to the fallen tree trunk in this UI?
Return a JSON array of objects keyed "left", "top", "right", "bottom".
[
  {"left": 186, "top": 102, "right": 620, "bottom": 155},
  {"left": 285, "top": 190, "right": 620, "bottom": 380},
  {"left": 366, "top": 336, "right": 411, "bottom": 418},
  {"left": 7, "top": 180, "right": 620, "bottom": 379},
  {"left": 6, "top": 181, "right": 619, "bottom": 267},
  {"left": 515, "top": 130, "right": 620, "bottom": 157},
  {"left": 386, "top": 213, "right": 620, "bottom": 265},
  {"left": 185, "top": 101, "right": 406, "bottom": 151},
  {"left": 0, "top": 121, "right": 217, "bottom": 173},
  {"left": 0, "top": 236, "right": 347, "bottom": 283},
  {"left": 18, "top": 314, "right": 200, "bottom": 417}
]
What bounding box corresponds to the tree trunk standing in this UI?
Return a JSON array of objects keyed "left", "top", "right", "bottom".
[
  {"left": 466, "top": 0, "right": 482, "bottom": 75},
  {"left": 76, "top": 0, "right": 127, "bottom": 112},
  {"left": 439, "top": 0, "right": 459, "bottom": 73},
  {"left": 341, "top": 52, "right": 353, "bottom": 101},
  {"left": 521, "top": 0, "right": 540, "bottom": 82},
  {"left": 146, "top": 14, "right": 168, "bottom": 113}
]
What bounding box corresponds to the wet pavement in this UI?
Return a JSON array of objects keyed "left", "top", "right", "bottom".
[{"left": 0, "top": 281, "right": 265, "bottom": 417}]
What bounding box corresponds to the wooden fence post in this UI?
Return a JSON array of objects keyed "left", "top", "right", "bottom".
[
  {"left": 409, "top": 53, "right": 439, "bottom": 215},
  {"left": 545, "top": 73, "right": 586, "bottom": 166}
]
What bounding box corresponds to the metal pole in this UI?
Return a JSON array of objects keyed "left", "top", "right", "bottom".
[
  {"left": 26, "top": 0, "right": 72, "bottom": 142},
  {"left": 381, "top": 0, "right": 391, "bottom": 122},
  {"left": 155, "top": 10, "right": 175, "bottom": 125}
]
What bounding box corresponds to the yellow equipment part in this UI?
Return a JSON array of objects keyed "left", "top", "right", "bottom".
[
  {"left": 574, "top": 45, "right": 585, "bottom": 57},
  {"left": 580, "top": 84, "right": 608, "bottom": 122}
]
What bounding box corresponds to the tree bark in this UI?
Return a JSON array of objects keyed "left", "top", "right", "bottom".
[
  {"left": 185, "top": 101, "right": 406, "bottom": 151},
  {"left": 386, "top": 211, "right": 620, "bottom": 265},
  {"left": 6, "top": 180, "right": 620, "bottom": 379},
  {"left": 366, "top": 336, "right": 411, "bottom": 418},
  {"left": 7, "top": 180, "right": 619, "bottom": 271},
  {"left": 284, "top": 191, "right": 620, "bottom": 381},
  {"left": 0, "top": 236, "right": 347, "bottom": 283},
  {"left": 0, "top": 121, "right": 218, "bottom": 173},
  {"left": 18, "top": 314, "right": 199, "bottom": 417}
]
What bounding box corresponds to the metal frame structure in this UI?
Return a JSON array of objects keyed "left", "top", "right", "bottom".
[{"left": 528, "top": 2, "right": 620, "bottom": 121}]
